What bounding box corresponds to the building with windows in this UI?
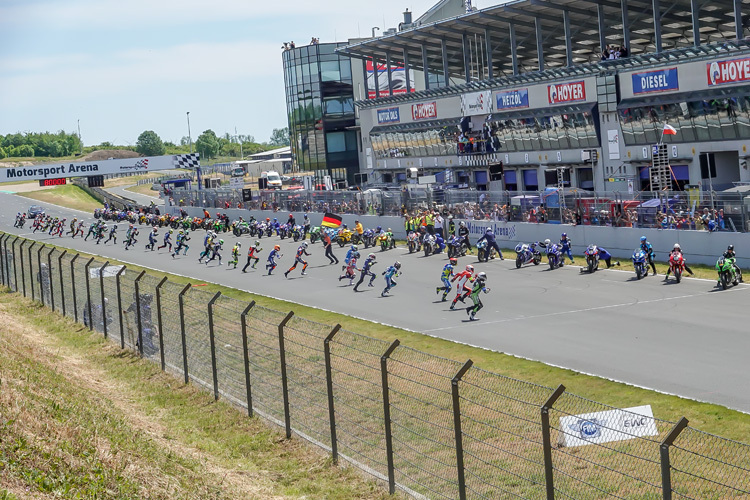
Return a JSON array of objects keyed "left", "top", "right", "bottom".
[
  {"left": 337, "top": 0, "right": 750, "bottom": 192},
  {"left": 282, "top": 42, "right": 361, "bottom": 188}
]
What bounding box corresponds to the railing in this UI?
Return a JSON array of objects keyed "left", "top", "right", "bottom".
[
  {"left": 168, "top": 187, "right": 750, "bottom": 232},
  {"left": 2, "top": 231, "right": 748, "bottom": 499}
]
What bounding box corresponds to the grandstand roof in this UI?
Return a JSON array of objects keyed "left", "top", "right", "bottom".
[{"left": 338, "top": 0, "right": 748, "bottom": 80}]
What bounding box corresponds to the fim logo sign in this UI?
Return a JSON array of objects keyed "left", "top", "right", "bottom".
[{"left": 568, "top": 418, "right": 603, "bottom": 440}]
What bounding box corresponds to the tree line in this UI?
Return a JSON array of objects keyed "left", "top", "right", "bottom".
[{"left": 0, "top": 131, "right": 82, "bottom": 160}]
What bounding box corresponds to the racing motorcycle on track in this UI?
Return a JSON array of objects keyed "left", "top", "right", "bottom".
[
  {"left": 584, "top": 245, "right": 600, "bottom": 273},
  {"left": 362, "top": 228, "right": 375, "bottom": 248},
  {"left": 476, "top": 239, "right": 497, "bottom": 263},
  {"left": 667, "top": 251, "right": 686, "bottom": 283},
  {"left": 447, "top": 235, "right": 468, "bottom": 259},
  {"left": 632, "top": 248, "right": 648, "bottom": 280},
  {"left": 407, "top": 231, "right": 420, "bottom": 254},
  {"left": 546, "top": 242, "right": 563, "bottom": 270},
  {"left": 422, "top": 233, "right": 437, "bottom": 257},
  {"left": 716, "top": 256, "right": 742, "bottom": 290},
  {"left": 514, "top": 243, "right": 541, "bottom": 268},
  {"left": 308, "top": 226, "right": 321, "bottom": 244}
]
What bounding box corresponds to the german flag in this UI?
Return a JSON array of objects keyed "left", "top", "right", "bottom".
[{"left": 321, "top": 212, "right": 342, "bottom": 228}]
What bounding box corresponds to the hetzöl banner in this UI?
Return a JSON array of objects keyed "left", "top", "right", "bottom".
[
  {"left": 707, "top": 57, "right": 750, "bottom": 85},
  {"left": 0, "top": 154, "right": 200, "bottom": 183},
  {"left": 495, "top": 88, "right": 529, "bottom": 110},
  {"left": 548, "top": 81, "right": 586, "bottom": 104},
  {"left": 412, "top": 102, "right": 437, "bottom": 121}
]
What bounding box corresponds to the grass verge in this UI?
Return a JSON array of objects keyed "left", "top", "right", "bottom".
[
  {"left": 18, "top": 184, "right": 102, "bottom": 212},
  {"left": 29, "top": 236, "right": 750, "bottom": 443},
  {"left": 0, "top": 289, "right": 394, "bottom": 499}
]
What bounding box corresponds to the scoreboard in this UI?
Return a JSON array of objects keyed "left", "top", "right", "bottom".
[{"left": 38, "top": 178, "right": 67, "bottom": 187}]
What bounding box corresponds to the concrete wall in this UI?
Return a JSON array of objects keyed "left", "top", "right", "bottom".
[{"left": 165, "top": 204, "right": 749, "bottom": 268}]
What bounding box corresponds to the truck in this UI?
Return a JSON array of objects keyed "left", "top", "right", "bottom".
[{"left": 261, "top": 170, "right": 282, "bottom": 189}]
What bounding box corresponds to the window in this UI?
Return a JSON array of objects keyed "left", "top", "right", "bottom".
[{"left": 321, "top": 61, "right": 341, "bottom": 82}]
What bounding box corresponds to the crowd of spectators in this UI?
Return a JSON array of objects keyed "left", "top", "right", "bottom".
[{"left": 601, "top": 44, "right": 628, "bottom": 60}]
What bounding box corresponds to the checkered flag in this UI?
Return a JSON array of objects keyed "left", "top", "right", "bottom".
[{"left": 172, "top": 153, "right": 200, "bottom": 169}]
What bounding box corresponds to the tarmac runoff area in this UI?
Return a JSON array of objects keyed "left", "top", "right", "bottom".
[{"left": 3, "top": 190, "right": 749, "bottom": 414}]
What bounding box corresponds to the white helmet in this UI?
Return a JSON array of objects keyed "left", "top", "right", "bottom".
[
  {"left": 302, "top": 241, "right": 308, "bottom": 248},
  {"left": 544, "top": 239, "right": 551, "bottom": 246},
  {"left": 477, "top": 272, "right": 487, "bottom": 281},
  {"left": 673, "top": 243, "right": 681, "bottom": 251}
]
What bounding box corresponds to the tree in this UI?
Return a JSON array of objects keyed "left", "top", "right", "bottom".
[
  {"left": 0, "top": 146, "right": 7, "bottom": 159},
  {"left": 180, "top": 136, "right": 190, "bottom": 146},
  {"left": 195, "top": 129, "right": 220, "bottom": 159},
  {"left": 269, "top": 127, "right": 290, "bottom": 146},
  {"left": 136, "top": 130, "right": 166, "bottom": 156}
]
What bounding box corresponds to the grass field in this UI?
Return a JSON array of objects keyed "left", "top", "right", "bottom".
[
  {"left": 17, "top": 184, "right": 102, "bottom": 212},
  {"left": 126, "top": 183, "right": 160, "bottom": 198},
  {"left": 25, "top": 237, "right": 750, "bottom": 445},
  {"left": 0, "top": 289, "right": 396, "bottom": 500}
]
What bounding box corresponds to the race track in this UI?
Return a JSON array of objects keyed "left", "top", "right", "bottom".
[{"left": 4, "top": 192, "right": 749, "bottom": 413}]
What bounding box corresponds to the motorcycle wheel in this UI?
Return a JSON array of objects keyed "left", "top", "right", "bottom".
[
  {"left": 675, "top": 269, "right": 681, "bottom": 283},
  {"left": 721, "top": 272, "right": 729, "bottom": 290},
  {"left": 408, "top": 243, "right": 414, "bottom": 254},
  {"left": 233, "top": 229, "right": 240, "bottom": 237},
  {"left": 533, "top": 255, "right": 541, "bottom": 265},
  {"left": 424, "top": 246, "right": 430, "bottom": 258},
  {"left": 636, "top": 267, "right": 642, "bottom": 280},
  {"left": 515, "top": 256, "right": 523, "bottom": 269},
  {"left": 588, "top": 258, "right": 595, "bottom": 274}
]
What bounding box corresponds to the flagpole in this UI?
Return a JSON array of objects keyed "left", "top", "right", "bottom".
[{"left": 659, "top": 121, "right": 667, "bottom": 145}]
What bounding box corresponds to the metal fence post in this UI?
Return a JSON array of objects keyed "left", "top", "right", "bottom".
[
  {"left": 178, "top": 283, "right": 192, "bottom": 384},
  {"left": 84, "top": 257, "right": 95, "bottom": 331},
  {"left": 1, "top": 234, "right": 9, "bottom": 287},
  {"left": 36, "top": 244, "right": 45, "bottom": 305},
  {"left": 70, "top": 254, "right": 80, "bottom": 322},
  {"left": 11, "top": 236, "right": 19, "bottom": 292},
  {"left": 452, "top": 359, "right": 474, "bottom": 500},
  {"left": 19, "top": 240, "right": 27, "bottom": 297},
  {"left": 278, "top": 311, "right": 295, "bottom": 439},
  {"left": 116, "top": 267, "right": 126, "bottom": 348},
  {"left": 541, "top": 384, "right": 566, "bottom": 500},
  {"left": 155, "top": 276, "right": 169, "bottom": 371},
  {"left": 27, "top": 242, "right": 35, "bottom": 300},
  {"left": 207, "top": 291, "right": 222, "bottom": 401},
  {"left": 99, "top": 262, "right": 109, "bottom": 338},
  {"left": 324, "top": 324, "right": 342, "bottom": 464},
  {"left": 380, "top": 339, "right": 400, "bottom": 495},
  {"left": 0, "top": 234, "right": 6, "bottom": 286},
  {"left": 57, "top": 250, "right": 66, "bottom": 315},
  {"left": 240, "top": 301, "right": 257, "bottom": 417},
  {"left": 46, "top": 248, "right": 54, "bottom": 310},
  {"left": 134, "top": 270, "right": 146, "bottom": 355},
  {"left": 661, "top": 417, "right": 689, "bottom": 500}
]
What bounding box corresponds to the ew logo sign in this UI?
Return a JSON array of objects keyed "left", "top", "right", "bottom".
[
  {"left": 548, "top": 81, "right": 586, "bottom": 104},
  {"left": 412, "top": 102, "right": 437, "bottom": 121},
  {"left": 707, "top": 57, "right": 750, "bottom": 85},
  {"left": 558, "top": 405, "right": 658, "bottom": 448}
]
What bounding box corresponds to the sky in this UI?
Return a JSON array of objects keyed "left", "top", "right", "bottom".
[{"left": 0, "top": 0, "right": 440, "bottom": 147}]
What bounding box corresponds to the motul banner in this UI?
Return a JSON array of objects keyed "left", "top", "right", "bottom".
[
  {"left": 460, "top": 91, "right": 492, "bottom": 116},
  {"left": 707, "top": 57, "right": 750, "bottom": 86},
  {"left": 548, "top": 81, "right": 586, "bottom": 104},
  {"left": 412, "top": 102, "right": 437, "bottom": 121}
]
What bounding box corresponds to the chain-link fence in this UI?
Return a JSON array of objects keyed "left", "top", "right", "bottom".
[{"left": 2, "top": 230, "right": 749, "bottom": 499}]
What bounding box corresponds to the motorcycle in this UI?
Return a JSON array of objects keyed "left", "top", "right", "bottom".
[
  {"left": 668, "top": 251, "right": 685, "bottom": 283},
  {"left": 422, "top": 234, "right": 436, "bottom": 257},
  {"left": 584, "top": 245, "right": 600, "bottom": 273},
  {"left": 447, "top": 235, "right": 467, "bottom": 259},
  {"left": 632, "top": 248, "right": 648, "bottom": 280},
  {"left": 477, "top": 240, "right": 496, "bottom": 263},
  {"left": 546, "top": 243, "right": 563, "bottom": 270},
  {"left": 337, "top": 228, "right": 354, "bottom": 247},
  {"left": 309, "top": 226, "right": 321, "bottom": 244},
  {"left": 291, "top": 225, "right": 303, "bottom": 242},
  {"left": 378, "top": 233, "right": 390, "bottom": 252},
  {"left": 232, "top": 221, "right": 250, "bottom": 237},
  {"left": 514, "top": 243, "right": 541, "bottom": 268},
  {"left": 716, "top": 256, "right": 742, "bottom": 290},
  {"left": 362, "top": 229, "right": 375, "bottom": 248},
  {"left": 407, "top": 231, "right": 420, "bottom": 254}
]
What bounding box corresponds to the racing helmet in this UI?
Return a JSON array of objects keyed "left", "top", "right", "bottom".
[
  {"left": 449, "top": 258, "right": 457, "bottom": 265},
  {"left": 368, "top": 253, "right": 376, "bottom": 260},
  {"left": 302, "top": 242, "right": 308, "bottom": 248},
  {"left": 129, "top": 224, "right": 134, "bottom": 228},
  {"left": 640, "top": 236, "right": 647, "bottom": 242},
  {"left": 728, "top": 244, "right": 734, "bottom": 251},
  {"left": 376, "top": 226, "right": 382, "bottom": 232},
  {"left": 351, "top": 245, "right": 358, "bottom": 251},
  {"left": 561, "top": 232, "right": 567, "bottom": 238},
  {"left": 274, "top": 245, "right": 280, "bottom": 251},
  {"left": 219, "top": 239, "right": 224, "bottom": 245},
  {"left": 477, "top": 272, "right": 487, "bottom": 281},
  {"left": 544, "top": 239, "right": 551, "bottom": 246},
  {"left": 673, "top": 243, "right": 681, "bottom": 251},
  {"left": 255, "top": 240, "right": 261, "bottom": 247},
  {"left": 465, "top": 264, "right": 474, "bottom": 273},
  {"left": 353, "top": 251, "right": 360, "bottom": 259},
  {"left": 460, "top": 221, "right": 466, "bottom": 227},
  {"left": 237, "top": 242, "right": 241, "bottom": 247},
  {"left": 387, "top": 228, "right": 392, "bottom": 232},
  {"left": 394, "top": 261, "right": 401, "bottom": 270}
]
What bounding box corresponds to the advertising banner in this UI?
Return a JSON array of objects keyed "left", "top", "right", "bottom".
[
  {"left": 707, "top": 57, "right": 750, "bottom": 85},
  {"left": 607, "top": 129, "right": 620, "bottom": 160},
  {"left": 632, "top": 67, "right": 679, "bottom": 94},
  {"left": 366, "top": 60, "right": 415, "bottom": 99},
  {"left": 377, "top": 107, "right": 401, "bottom": 124},
  {"left": 558, "top": 405, "right": 658, "bottom": 448},
  {"left": 548, "top": 81, "right": 586, "bottom": 104},
  {"left": 460, "top": 91, "right": 492, "bottom": 116},
  {"left": 495, "top": 88, "right": 529, "bottom": 110},
  {"left": 0, "top": 153, "right": 200, "bottom": 183},
  {"left": 412, "top": 102, "right": 438, "bottom": 121}
]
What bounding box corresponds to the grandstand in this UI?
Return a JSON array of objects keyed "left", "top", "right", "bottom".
[{"left": 337, "top": 0, "right": 750, "bottom": 193}]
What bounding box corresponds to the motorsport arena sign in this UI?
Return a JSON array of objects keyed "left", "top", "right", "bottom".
[{"left": 0, "top": 153, "right": 200, "bottom": 183}]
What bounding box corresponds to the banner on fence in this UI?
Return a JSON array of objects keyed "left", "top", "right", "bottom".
[
  {"left": 89, "top": 265, "right": 125, "bottom": 279},
  {"left": 559, "top": 404, "right": 658, "bottom": 447}
]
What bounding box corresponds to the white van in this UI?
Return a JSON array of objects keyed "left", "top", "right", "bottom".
[{"left": 261, "top": 170, "right": 283, "bottom": 189}]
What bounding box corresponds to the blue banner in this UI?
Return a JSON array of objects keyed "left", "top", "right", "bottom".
[
  {"left": 495, "top": 88, "right": 529, "bottom": 110},
  {"left": 377, "top": 107, "right": 400, "bottom": 124},
  {"left": 632, "top": 68, "right": 679, "bottom": 94}
]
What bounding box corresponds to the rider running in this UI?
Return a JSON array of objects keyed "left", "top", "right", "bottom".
[
  {"left": 339, "top": 251, "right": 359, "bottom": 285},
  {"left": 285, "top": 242, "right": 311, "bottom": 277},
  {"left": 73, "top": 221, "right": 85, "bottom": 239},
  {"left": 344, "top": 244, "right": 358, "bottom": 269},
  {"left": 560, "top": 233, "right": 574, "bottom": 264},
  {"left": 197, "top": 232, "right": 215, "bottom": 263},
  {"left": 436, "top": 258, "right": 457, "bottom": 302},
  {"left": 664, "top": 243, "right": 694, "bottom": 280},
  {"left": 157, "top": 229, "right": 173, "bottom": 252},
  {"left": 124, "top": 224, "right": 138, "bottom": 250},
  {"left": 95, "top": 223, "right": 108, "bottom": 244},
  {"left": 353, "top": 253, "right": 377, "bottom": 292},
  {"left": 205, "top": 239, "right": 224, "bottom": 265},
  {"left": 466, "top": 272, "right": 490, "bottom": 321},
  {"left": 381, "top": 261, "right": 402, "bottom": 297},
  {"left": 84, "top": 221, "right": 98, "bottom": 241},
  {"left": 145, "top": 228, "right": 158, "bottom": 251},
  {"left": 242, "top": 241, "right": 262, "bottom": 272},
  {"left": 105, "top": 224, "right": 118, "bottom": 244},
  {"left": 66, "top": 218, "right": 78, "bottom": 235},
  {"left": 450, "top": 265, "right": 475, "bottom": 310},
  {"left": 640, "top": 236, "right": 657, "bottom": 276},
  {"left": 266, "top": 245, "right": 282, "bottom": 275},
  {"left": 228, "top": 242, "right": 241, "bottom": 269}
]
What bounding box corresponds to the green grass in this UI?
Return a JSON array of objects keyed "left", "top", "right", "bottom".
[
  {"left": 17, "top": 184, "right": 103, "bottom": 212},
  {"left": 0, "top": 289, "right": 396, "bottom": 499},
  {"left": 24, "top": 235, "right": 750, "bottom": 443}
]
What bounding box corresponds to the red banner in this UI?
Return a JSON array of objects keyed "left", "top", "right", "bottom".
[
  {"left": 707, "top": 58, "right": 750, "bottom": 86},
  {"left": 547, "top": 81, "right": 586, "bottom": 104},
  {"left": 412, "top": 102, "right": 437, "bottom": 121}
]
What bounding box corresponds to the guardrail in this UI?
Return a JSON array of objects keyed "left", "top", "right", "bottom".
[{"left": 2, "top": 231, "right": 748, "bottom": 500}]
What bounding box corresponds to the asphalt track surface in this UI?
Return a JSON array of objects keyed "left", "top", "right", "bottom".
[{"left": 4, "top": 191, "right": 750, "bottom": 414}]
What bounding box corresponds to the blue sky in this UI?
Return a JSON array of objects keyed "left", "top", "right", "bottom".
[{"left": 0, "top": 0, "right": 438, "bottom": 147}]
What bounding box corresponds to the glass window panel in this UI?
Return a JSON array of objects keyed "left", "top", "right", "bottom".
[
  {"left": 619, "top": 111, "right": 634, "bottom": 145},
  {"left": 565, "top": 114, "right": 580, "bottom": 149},
  {"left": 340, "top": 60, "right": 352, "bottom": 80},
  {"left": 690, "top": 105, "right": 710, "bottom": 141},
  {"left": 521, "top": 118, "right": 533, "bottom": 150},
  {"left": 529, "top": 119, "right": 542, "bottom": 150},
  {"left": 320, "top": 61, "right": 341, "bottom": 81},
  {"left": 717, "top": 98, "right": 739, "bottom": 139},
  {"left": 737, "top": 96, "right": 750, "bottom": 138},
  {"left": 327, "top": 132, "right": 346, "bottom": 153},
  {"left": 703, "top": 99, "right": 723, "bottom": 140},
  {"left": 538, "top": 119, "right": 551, "bottom": 150}
]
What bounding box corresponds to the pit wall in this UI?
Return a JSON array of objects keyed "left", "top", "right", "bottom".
[{"left": 165, "top": 206, "right": 749, "bottom": 268}]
